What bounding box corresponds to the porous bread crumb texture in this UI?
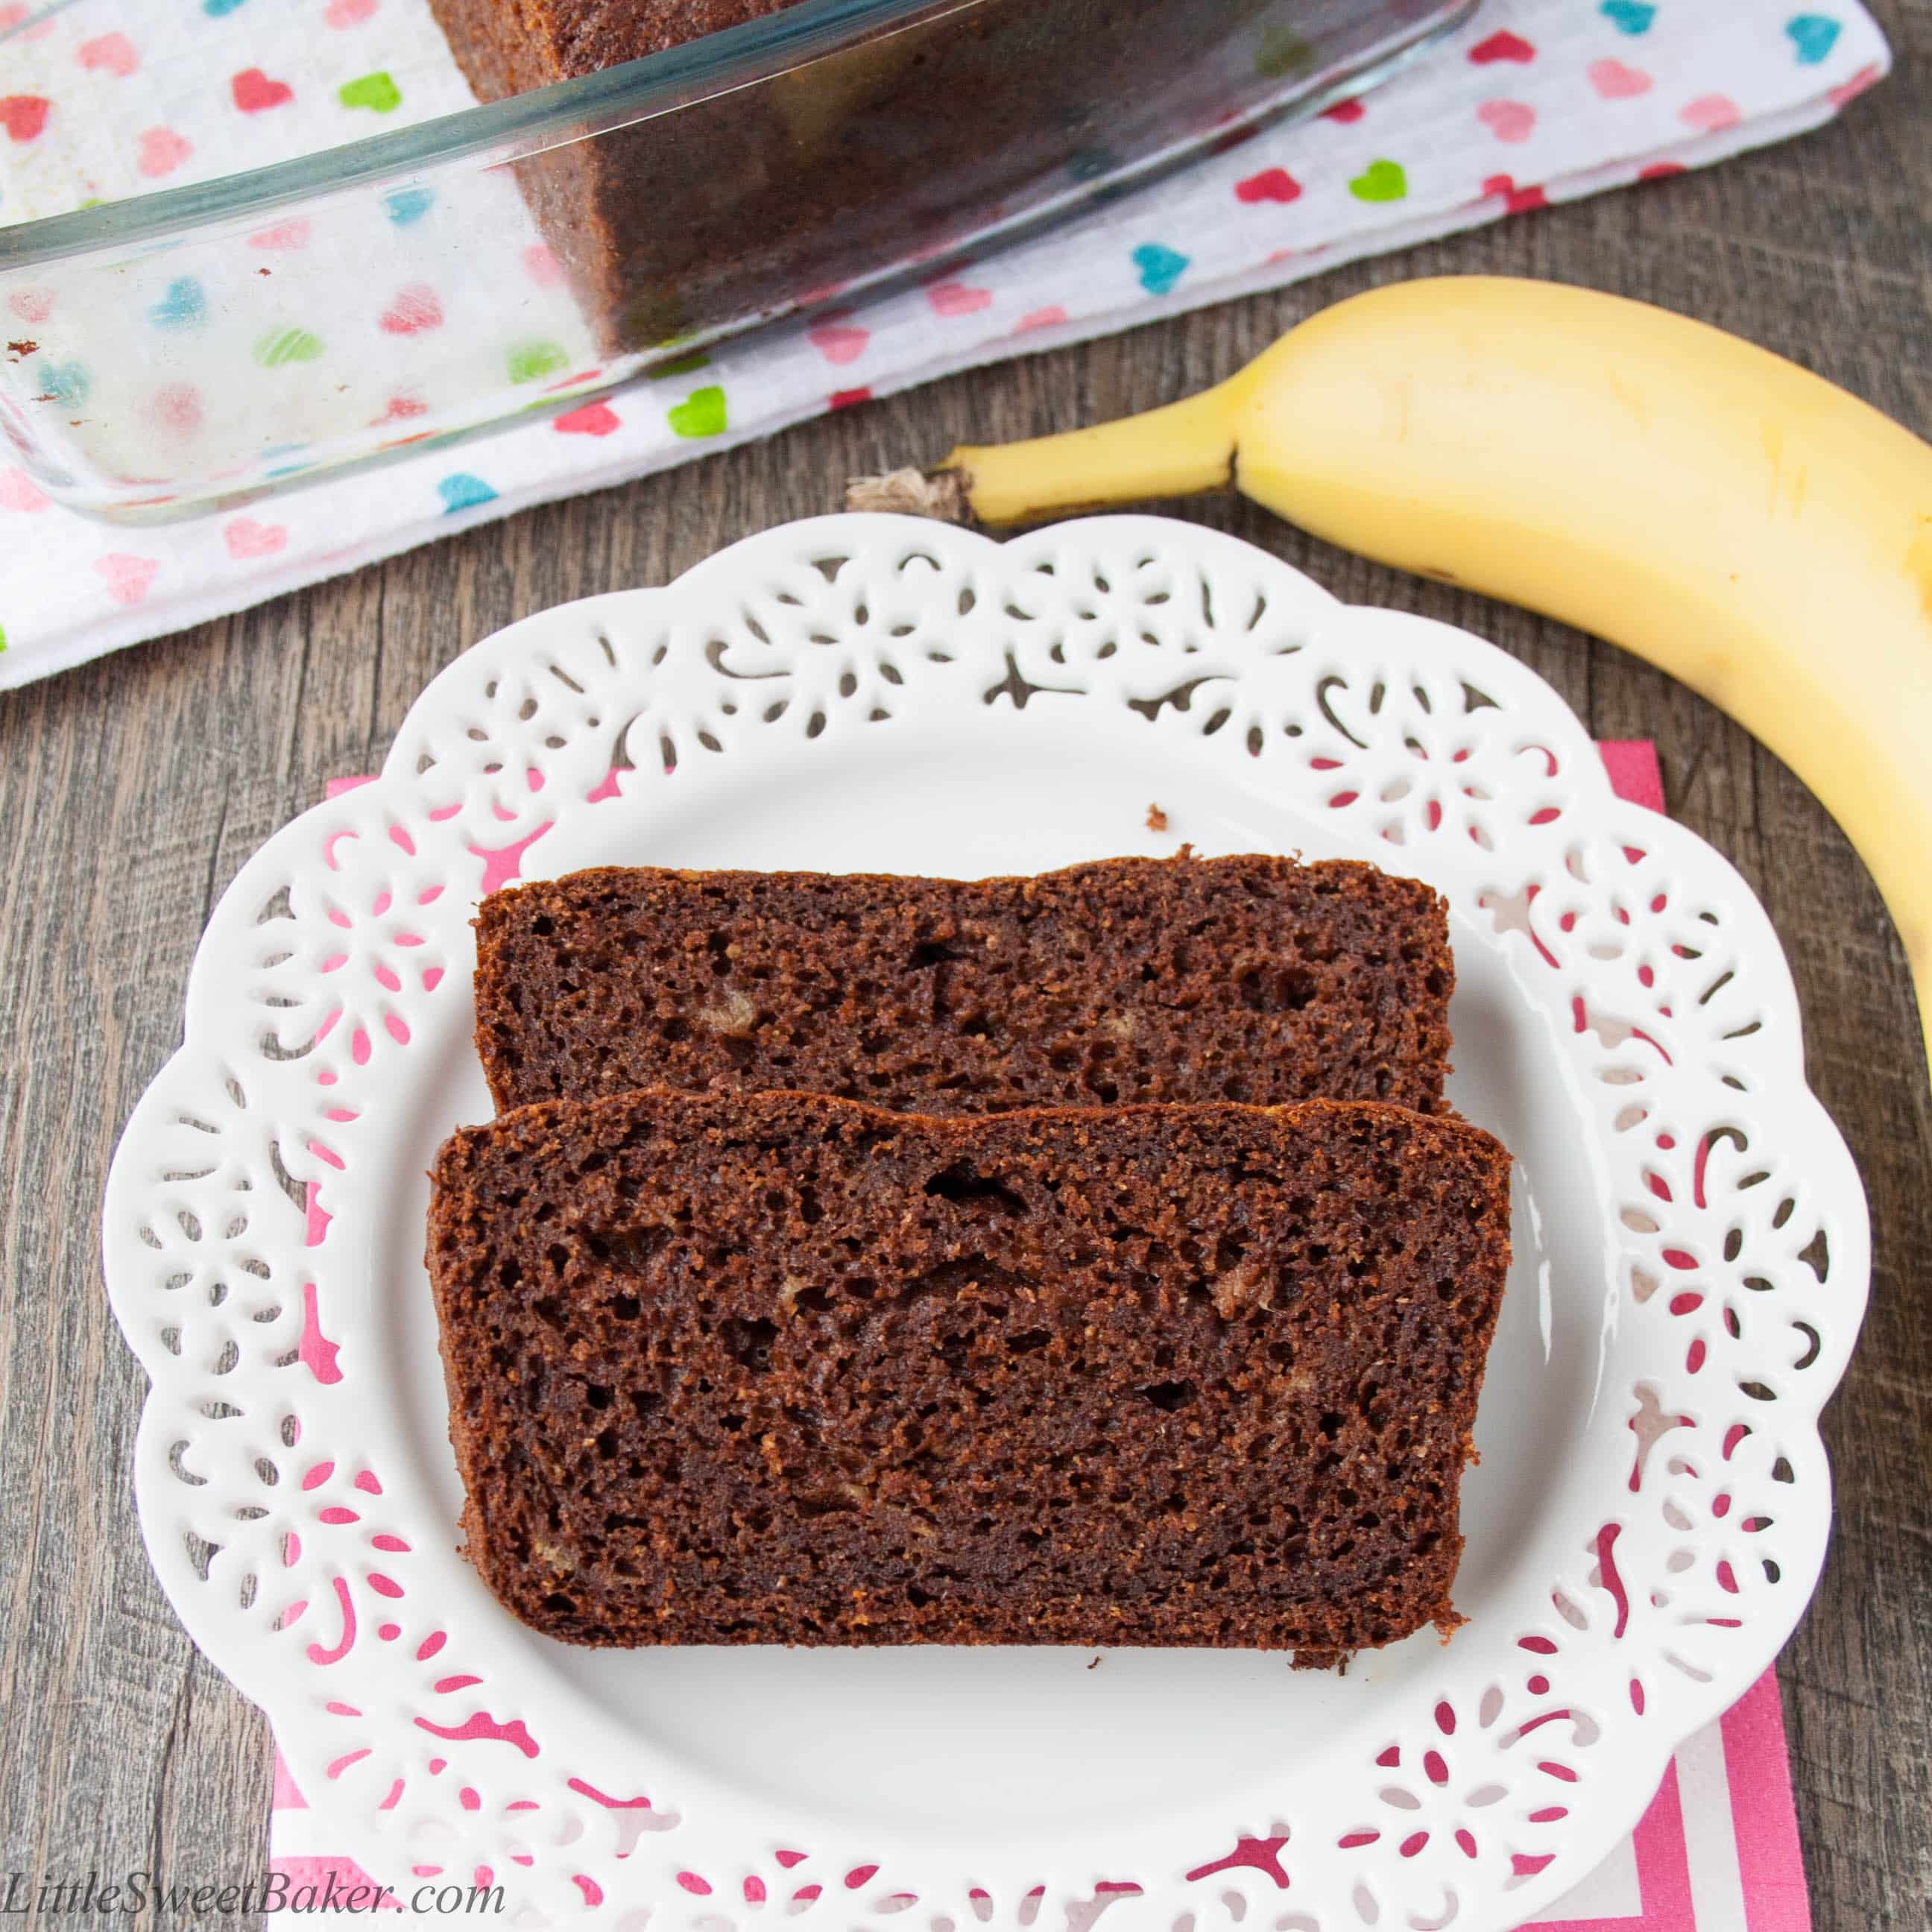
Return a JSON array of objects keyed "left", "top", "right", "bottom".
[
  {"left": 474, "top": 855, "right": 1455, "bottom": 1119},
  {"left": 426, "top": 1089, "right": 1511, "bottom": 1653}
]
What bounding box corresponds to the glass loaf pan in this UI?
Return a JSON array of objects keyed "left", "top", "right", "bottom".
[{"left": 0, "top": 0, "right": 1477, "bottom": 520}]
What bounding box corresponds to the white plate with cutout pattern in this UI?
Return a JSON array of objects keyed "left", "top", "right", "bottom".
[{"left": 104, "top": 516, "right": 1867, "bottom": 1931}]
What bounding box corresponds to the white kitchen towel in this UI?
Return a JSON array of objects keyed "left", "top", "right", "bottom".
[{"left": 0, "top": 0, "right": 1892, "bottom": 689}]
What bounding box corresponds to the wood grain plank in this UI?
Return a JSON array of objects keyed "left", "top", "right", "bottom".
[{"left": 1, "top": 3, "right": 1925, "bottom": 1922}]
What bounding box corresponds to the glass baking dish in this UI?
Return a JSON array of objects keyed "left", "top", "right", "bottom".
[{"left": 0, "top": 0, "right": 1476, "bottom": 521}]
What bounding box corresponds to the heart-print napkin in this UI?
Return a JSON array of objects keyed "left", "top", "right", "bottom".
[
  {"left": 0, "top": 0, "right": 1891, "bottom": 689},
  {"left": 262, "top": 745, "right": 1814, "bottom": 1929}
]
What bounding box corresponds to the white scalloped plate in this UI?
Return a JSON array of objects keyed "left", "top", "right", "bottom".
[{"left": 104, "top": 516, "right": 1868, "bottom": 1932}]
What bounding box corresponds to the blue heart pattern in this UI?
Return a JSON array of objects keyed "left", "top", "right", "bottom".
[
  {"left": 438, "top": 473, "right": 498, "bottom": 514},
  {"left": 1599, "top": 1, "right": 1655, "bottom": 33},
  {"left": 384, "top": 187, "right": 437, "bottom": 227},
  {"left": 147, "top": 276, "right": 206, "bottom": 331},
  {"left": 1132, "top": 244, "right": 1190, "bottom": 297},
  {"left": 35, "top": 361, "right": 89, "bottom": 408},
  {"left": 1785, "top": 13, "right": 1840, "bottom": 63}
]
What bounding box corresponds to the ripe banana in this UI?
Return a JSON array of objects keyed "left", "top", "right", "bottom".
[{"left": 853, "top": 276, "right": 1932, "bottom": 1089}]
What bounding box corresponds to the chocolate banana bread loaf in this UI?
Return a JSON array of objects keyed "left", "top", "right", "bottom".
[
  {"left": 426, "top": 1087, "right": 1511, "bottom": 1653},
  {"left": 420, "top": 0, "right": 1330, "bottom": 353},
  {"left": 473, "top": 854, "right": 1456, "bottom": 1117}
]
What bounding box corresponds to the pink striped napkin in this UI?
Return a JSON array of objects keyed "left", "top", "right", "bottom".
[{"left": 265, "top": 741, "right": 1810, "bottom": 1928}]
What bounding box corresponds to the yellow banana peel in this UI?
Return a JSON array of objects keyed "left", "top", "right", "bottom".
[{"left": 855, "top": 276, "right": 1932, "bottom": 1089}]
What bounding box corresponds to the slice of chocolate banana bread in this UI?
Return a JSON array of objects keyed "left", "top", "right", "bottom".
[
  {"left": 427, "top": 1087, "right": 1511, "bottom": 1653},
  {"left": 473, "top": 855, "right": 1455, "bottom": 1117}
]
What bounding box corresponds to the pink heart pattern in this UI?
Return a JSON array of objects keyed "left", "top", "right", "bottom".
[
  {"left": 1589, "top": 59, "right": 1654, "bottom": 100},
  {"left": 95, "top": 555, "right": 159, "bottom": 605},
  {"left": 807, "top": 315, "right": 871, "bottom": 365},
  {"left": 249, "top": 219, "right": 312, "bottom": 250},
  {"left": 0, "top": 469, "right": 50, "bottom": 514},
  {"left": 77, "top": 33, "right": 140, "bottom": 78},
  {"left": 1680, "top": 92, "right": 1743, "bottom": 133},
  {"left": 136, "top": 126, "right": 192, "bottom": 177},
  {"left": 324, "top": 0, "right": 379, "bottom": 24},
  {"left": 5, "top": 288, "right": 54, "bottom": 326},
  {"left": 378, "top": 284, "right": 444, "bottom": 335},
  {"left": 149, "top": 385, "right": 203, "bottom": 436},
  {"left": 1477, "top": 99, "right": 1537, "bottom": 142},
  {"left": 926, "top": 280, "right": 994, "bottom": 318},
  {"left": 224, "top": 517, "right": 288, "bottom": 559}
]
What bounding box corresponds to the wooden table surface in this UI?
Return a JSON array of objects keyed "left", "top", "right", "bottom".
[{"left": 2, "top": 5, "right": 1927, "bottom": 1926}]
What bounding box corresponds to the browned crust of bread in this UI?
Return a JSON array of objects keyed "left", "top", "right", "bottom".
[{"left": 473, "top": 854, "right": 1456, "bottom": 1120}]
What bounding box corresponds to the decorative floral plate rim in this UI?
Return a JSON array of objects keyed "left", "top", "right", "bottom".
[{"left": 103, "top": 514, "right": 1868, "bottom": 1931}]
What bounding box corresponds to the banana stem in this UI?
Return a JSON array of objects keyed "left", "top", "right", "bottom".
[{"left": 944, "top": 382, "right": 1241, "bottom": 525}]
